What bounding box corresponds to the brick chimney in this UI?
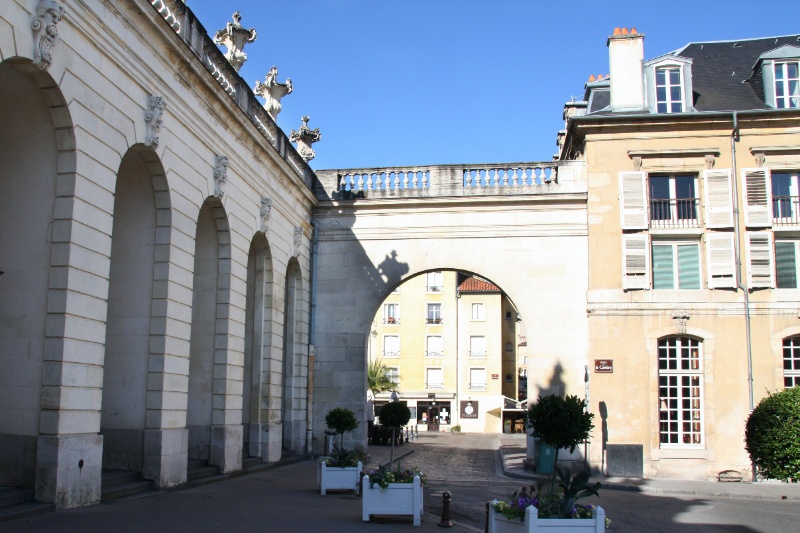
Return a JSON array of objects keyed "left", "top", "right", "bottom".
[{"left": 608, "top": 27, "right": 645, "bottom": 112}]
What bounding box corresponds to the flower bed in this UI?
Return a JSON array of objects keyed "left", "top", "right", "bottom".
[
  {"left": 362, "top": 474, "right": 423, "bottom": 526},
  {"left": 318, "top": 460, "right": 362, "bottom": 495},
  {"left": 488, "top": 503, "right": 606, "bottom": 533}
]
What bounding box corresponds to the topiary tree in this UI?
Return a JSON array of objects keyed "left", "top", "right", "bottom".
[
  {"left": 527, "top": 394, "right": 594, "bottom": 487},
  {"left": 745, "top": 386, "right": 800, "bottom": 482},
  {"left": 325, "top": 407, "right": 359, "bottom": 449},
  {"left": 379, "top": 402, "right": 411, "bottom": 469}
]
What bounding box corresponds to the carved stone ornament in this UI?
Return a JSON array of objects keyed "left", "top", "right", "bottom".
[
  {"left": 31, "top": 0, "right": 65, "bottom": 71},
  {"left": 213, "top": 11, "right": 257, "bottom": 72},
  {"left": 289, "top": 116, "right": 322, "bottom": 162},
  {"left": 672, "top": 313, "right": 690, "bottom": 335},
  {"left": 254, "top": 66, "right": 293, "bottom": 121},
  {"left": 754, "top": 152, "right": 766, "bottom": 168},
  {"left": 631, "top": 156, "right": 642, "bottom": 171},
  {"left": 144, "top": 96, "right": 166, "bottom": 149},
  {"left": 213, "top": 155, "right": 229, "bottom": 199},
  {"left": 260, "top": 196, "right": 272, "bottom": 232},
  {"left": 292, "top": 226, "right": 303, "bottom": 257},
  {"left": 704, "top": 154, "right": 716, "bottom": 169}
]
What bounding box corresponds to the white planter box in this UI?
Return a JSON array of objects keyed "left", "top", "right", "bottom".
[
  {"left": 318, "top": 461, "right": 362, "bottom": 495},
  {"left": 488, "top": 501, "right": 605, "bottom": 533},
  {"left": 362, "top": 474, "right": 423, "bottom": 526}
]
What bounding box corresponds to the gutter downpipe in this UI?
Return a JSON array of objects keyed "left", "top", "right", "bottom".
[
  {"left": 307, "top": 220, "right": 319, "bottom": 455},
  {"left": 730, "top": 111, "right": 756, "bottom": 481}
]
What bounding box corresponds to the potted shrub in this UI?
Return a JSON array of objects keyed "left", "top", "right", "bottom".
[
  {"left": 318, "top": 407, "right": 362, "bottom": 495},
  {"left": 489, "top": 470, "right": 610, "bottom": 532},
  {"left": 451, "top": 424, "right": 462, "bottom": 435},
  {"left": 378, "top": 401, "right": 411, "bottom": 469},
  {"left": 362, "top": 465, "right": 425, "bottom": 526}
]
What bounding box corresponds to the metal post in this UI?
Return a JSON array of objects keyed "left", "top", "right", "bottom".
[
  {"left": 437, "top": 491, "right": 453, "bottom": 527},
  {"left": 484, "top": 501, "right": 491, "bottom": 533}
]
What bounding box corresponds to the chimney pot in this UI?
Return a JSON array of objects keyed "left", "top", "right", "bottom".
[
  {"left": 588, "top": 75, "right": 596, "bottom": 82},
  {"left": 630, "top": 28, "right": 638, "bottom": 34},
  {"left": 597, "top": 74, "right": 603, "bottom": 80},
  {"left": 613, "top": 28, "right": 621, "bottom": 35},
  {"left": 621, "top": 28, "right": 629, "bottom": 35}
]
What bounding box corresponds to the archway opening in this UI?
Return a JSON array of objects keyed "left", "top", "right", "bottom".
[{"left": 281, "top": 258, "right": 305, "bottom": 456}]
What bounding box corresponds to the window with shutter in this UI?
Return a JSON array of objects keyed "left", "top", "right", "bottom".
[
  {"left": 746, "top": 231, "right": 774, "bottom": 288},
  {"left": 775, "top": 240, "right": 799, "bottom": 288},
  {"left": 619, "top": 171, "right": 648, "bottom": 229},
  {"left": 703, "top": 169, "right": 733, "bottom": 228},
  {"left": 649, "top": 174, "right": 699, "bottom": 228},
  {"left": 772, "top": 171, "right": 800, "bottom": 226},
  {"left": 743, "top": 168, "right": 772, "bottom": 228},
  {"left": 706, "top": 233, "right": 736, "bottom": 289},
  {"left": 623, "top": 234, "right": 650, "bottom": 290},
  {"left": 652, "top": 242, "right": 701, "bottom": 290}
]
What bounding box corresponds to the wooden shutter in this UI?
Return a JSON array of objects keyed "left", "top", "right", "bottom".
[
  {"left": 746, "top": 231, "right": 774, "bottom": 288},
  {"left": 706, "top": 233, "right": 736, "bottom": 289},
  {"left": 622, "top": 234, "right": 650, "bottom": 290},
  {"left": 743, "top": 168, "right": 772, "bottom": 228},
  {"left": 619, "top": 171, "right": 648, "bottom": 230},
  {"left": 703, "top": 169, "right": 733, "bottom": 228}
]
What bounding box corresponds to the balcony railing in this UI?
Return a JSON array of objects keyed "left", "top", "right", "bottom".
[
  {"left": 469, "top": 383, "right": 487, "bottom": 391},
  {"left": 426, "top": 318, "right": 443, "bottom": 325},
  {"left": 425, "top": 383, "right": 443, "bottom": 390},
  {"left": 469, "top": 351, "right": 486, "bottom": 357},
  {"left": 773, "top": 196, "right": 800, "bottom": 225},
  {"left": 425, "top": 351, "right": 444, "bottom": 358},
  {"left": 649, "top": 198, "right": 699, "bottom": 228},
  {"left": 426, "top": 285, "right": 443, "bottom": 292},
  {"left": 384, "top": 317, "right": 399, "bottom": 325},
  {"left": 383, "top": 351, "right": 399, "bottom": 358}
]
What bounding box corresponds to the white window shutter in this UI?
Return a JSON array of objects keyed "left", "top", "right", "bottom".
[
  {"left": 619, "top": 171, "right": 648, "bottom": 230},
  {"left": 746, "top": 231, "right": 774, "bottom": 288},
  {"left": 703, "top": 169, "right": 733, "bottom": 228},
  {"left": 622, "top": 234, "right": 650, "bottom": 290},
  {"left": 706, "top": 233, "right": 736, "bottom": 289},
  {"left": 743, "top": 168, "right": 772, "bottom": 228}
]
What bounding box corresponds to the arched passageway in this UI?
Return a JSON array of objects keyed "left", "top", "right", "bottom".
[{"left": 281, "top": 259, "right": 306, "bottom": 456}]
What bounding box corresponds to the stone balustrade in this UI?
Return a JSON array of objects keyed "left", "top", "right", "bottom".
[{"left": 147, "top": 0, "right": 315, "bottom": 191}]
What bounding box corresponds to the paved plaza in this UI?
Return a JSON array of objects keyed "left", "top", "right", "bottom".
[{"left": 1, "top": 433, "right": 800, "bottom": 532}]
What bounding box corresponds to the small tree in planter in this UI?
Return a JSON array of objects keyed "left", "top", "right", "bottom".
[
  {"left": 319, "top": 407, "right": 362, "bottom": 495},
  {"left": 379, "top": 401, "right": 411, "bottom": 470},
  {"left": 527, "top": 394, "right": 594, "bottom": 488},
  {"left": 326, "top": 407, "right": 359, "bottom": 450},
  {"left": 745, "top": 386, "right": 800, "bottom": 481}
]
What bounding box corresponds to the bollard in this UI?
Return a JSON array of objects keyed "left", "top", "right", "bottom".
[
  {"left": 437, "top": 491, "right": 453, "bottom": 527},
  {"left": 484, "top": 500, "right": 491, "bottom": 533}
]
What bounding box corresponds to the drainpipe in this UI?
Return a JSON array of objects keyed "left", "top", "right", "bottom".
[
  {"left": 454, "top": 287, "right": 460, "bottom": 428},
  {"left": 729, "top": 112, "right": 755, "bottom": 412},
  {"left": 307, "top": 221, "right": 319, "bottom": 455}
]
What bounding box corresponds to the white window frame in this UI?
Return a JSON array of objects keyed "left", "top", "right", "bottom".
[
  {"left": 426, "top": 335, "right": 443, "bottom": 358},
  {"left": 426, "top": 271, "right": 443, "bottom": 292},
  {"left": 771, "top": 170, "right": 800, "bottom": 225},
  {"left": 774, "top": 61, "right": 800, "bottom": 109},
  {"left": 426, "top": 367, "right": 443, "bottom": 390},
  {"left": 706, "top": 233, "right": 736, "bottom": 289},
  {"left": 469, "top": 336, "right": 486, "bottom": 357},
  {"left": 783, "top": 336, "right": 800, "bottom": 388},
  {"left": 775, "top": 239, "right": 800, "bottom": 289},
  {"left": 655, "top": 66, "right": 684, "bottom": 113},
  {"left": 648, "top": 174, "right": 699, "bottom": 228},
  {"left": 385, "top": 366, "right": 400, "bottom": 386},
  {"left": 658, "top": 336, "right": 704, "bottom": 447},
  {"left": 471, "top": 302, "right": 485, "bottom": 321},
  {"left": 651, "top": 240, "right": 702, "bottom": 290},
  {"left": 644, "top": 55, "right": 693, "bottom": 114},
  {"left": 426, "top": 302, "right": 442, "bottom": 324},
  {"left": 746, "top": 231, "right": 775, "bottom": 288},
  {"left": 469, "top": 367, "right": 487, "bottom": 391},
  {"left": 383, "top": 335, "right": 400, "bottom": 358},
  {"left": 384, "top": 303, "right": 400, "bottom": 325}
]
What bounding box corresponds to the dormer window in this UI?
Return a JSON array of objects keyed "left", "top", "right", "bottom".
[
  {"left": 644, "top": 55, "right": 693, "bottom": 114},
  {"left": 774, "top": 61, "right": 799, "bottom": 109},
  {"left": 656, "top": 68, "right": 683, "bottom": 113}
]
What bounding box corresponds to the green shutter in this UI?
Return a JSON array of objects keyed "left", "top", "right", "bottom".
[
  {"left": 776, "top": 241, "right": 797, "bottom": 288},
  {"left": 677, "top": 244, "right": 701, "bottom": 289},
  {"left": 652, "top": 245, "right": 674, "bottom": 289}
]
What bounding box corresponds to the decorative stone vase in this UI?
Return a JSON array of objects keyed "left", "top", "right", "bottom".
[
  {"left": 318, "top": 461, "right": 362, "bottom": 495},
  {"left": 362, "top": 474, "right": 423, "bottom": 526},
  {"left": 488, "top": 502, "right": 605, "bottom": 533}
]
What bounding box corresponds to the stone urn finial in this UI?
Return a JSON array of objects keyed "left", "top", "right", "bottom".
[
  {"left": 254, "top": 66, "right": 293, "bottom": 120},
  {"left": 289, "top": 116, "right": 321, "bottom": 162},
  {"left": 214, "top": 11, "right": 257, "bottom": 72}
]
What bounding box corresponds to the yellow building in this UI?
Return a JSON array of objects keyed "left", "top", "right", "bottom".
[
  {"left": 561, "top": 29, "right": 800, "bottom": 479},
  {"left": 367, "top": 272, "right": 522, "bottom": 433}
]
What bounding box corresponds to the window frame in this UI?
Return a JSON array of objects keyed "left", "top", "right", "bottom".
[
  {"left": 471, "top": 302, "right": 485, "bottom": 321},
  {"left": 774, "top": 60, "right": 800, "bottom": 109},
  {"left": 426, "top": 302, "right": 442, "bottom": 324},
  {"left": 655, "top": 66, "right": 684, "bottom": 113},
  {"left": 776, "top": 239, "right": 800, "bottom": 289},
  {"left": 469, "top": 367, "right": 487, "bottom": 391},
  {"left": 382, "top": 335, "right": 400, "bottom": 358},
  {"left": 469, "top": 335, "right": 486, "bottom": 357},
  {"left": 783, "top": 336, "right": 800, "bottom": 388},
  {"left": 426, "top": 271, "right": 443, "bottom": 292},
  {"left": 658, "top": 336, "right": 704, "bottom": 448},
  {"left": 383, "top": 302, "right": 400, "bottom": 325},
  {"left": 648, "top": 173, "right": 699, "bottom": 228},
  {"left": 425, "top": 367, "right": 443, "bottom": 390},
  {"left": 651, "top": 240, "right": 702, "bottom": 290},
  {"left": 385, "top": 366, "right": 400, "bottom": 387},
  {"left": 644, "top": 55, "right": 693, "bottom": 114},
  {"left": 426, "top": 335, "right": 443, "bottom": 358}
]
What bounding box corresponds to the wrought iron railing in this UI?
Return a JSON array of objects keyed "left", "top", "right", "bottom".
[
  {"left": 773, "top": 195, "right": 800, "bottom": 225},
  {"left": 649, "top": 198, "right": 699, "bottom": 228}
]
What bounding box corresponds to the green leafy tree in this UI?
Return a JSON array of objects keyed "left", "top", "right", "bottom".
[
  {"left": 527, "top": 394, "right": 594, "bottom": 486},
  {"left": 368, "top": 358, "right": 396, "bottom": 395},
  {"left": 745, "top": 387, "right": 800, "bottom": 481},
  {"left": 379, "top": 402, "right": 411, "bottom": 469},
  {"left": 325, "top": 407, "right": 359, "bottom": 448}
]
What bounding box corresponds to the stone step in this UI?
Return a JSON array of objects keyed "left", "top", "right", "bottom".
[
  {"left": 101, "top": 479, "right": 154, "bottom": 502},
  {"left": 187, "top": 462, "right": 219, "bottom": 481},
  {"left": 101, "top": 469, "right": 141, "bottom": 488},
  {"left": 242, "top": 456, "right": 261, "bottom": 469},
  {"left": 0, "top": 487, "right": 34, "bottom": 509},
  {"left": 0, "top": 501, "right": 54, "bottom": 523}
]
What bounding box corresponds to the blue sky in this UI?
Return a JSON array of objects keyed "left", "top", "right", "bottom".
[{"left": 186, "top": 1, "right": 799, "bottom": 171}]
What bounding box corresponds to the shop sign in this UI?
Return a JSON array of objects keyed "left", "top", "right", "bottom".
[{"left": 460, "top": 400, "right": 479, "bottom": 419}]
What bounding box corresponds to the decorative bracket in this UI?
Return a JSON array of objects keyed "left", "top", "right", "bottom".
[
  {"left": 631, "top": 156, "right": 642, "bottom": 171},
  {"left": 672, "top": 312, "right": 690, "bottom": 335},
  {"left": 292, "top": 226, "right": 303, "bottom": 257},
  {"left": 144, "top": 95, "right": 166, "bottom": 149},
  {"left": 704, "top": 155, "right": 715, "bottom": 169},
  {"left": 254, "top": 66, "right": 293, "bottom": 121},
  {"left": 32, "top": 0, "right": 66, "bottom": 71},
  {"left": 289, "top": 116, "right": 322, "bottom": 162},
  {"left": 214, "top": 11, "right": 257, "bottom": 72},
  {"left": 260, "top": 197, "right": 272, "bottom": 233},
  {"left": 213, "top": 155, "right": 229, "bottom": 199},
  {"left": 754, "top": 152, "right": 766, "bottom": 168}
]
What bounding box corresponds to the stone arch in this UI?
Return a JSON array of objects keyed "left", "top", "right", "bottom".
[
  {"left": 0, "top": 58, "right": 75, "bottom": 489},
  {"left": 281, "top": 257, "right": 306, "bottom": 456},
  {"left": 242, "top": 232, "right": 273, "bottom": 460},
  {"left": 770, "top": 325, "right": 800, "bottom": 391},
  {"left": 101, "top": 145, "right": 171, "bottom": 473},
  {"left": 187, "top": 198, "right": 232, "bottom": 463}
]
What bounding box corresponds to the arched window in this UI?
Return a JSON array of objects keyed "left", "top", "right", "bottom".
[
  {"left": 658, "top": 336, "right": 703, "bottom": 446},
  {"left": 783, "top": 336, "right": 800, "bottom": 388}
]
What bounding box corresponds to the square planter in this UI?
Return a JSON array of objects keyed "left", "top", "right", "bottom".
[
  {"left": 362, "top": 474, "right": 423, "bottom": 526},
  {"left": 488, "top": 501, "right": 605, "bottom": 533},
  {"left": 318, "top": 461, "right": 362, "bottom": 495}
]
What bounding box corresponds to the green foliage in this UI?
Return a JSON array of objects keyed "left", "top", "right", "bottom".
[
  {"left": 745, "top": 386, "right": 800, "bottom": 481},
  {"left": 368, "top": 359, "right": 396, "bottom": 395},
  {"left": 367, "top": 464, "right": 425, "bottom": 489},
  {"left": 493, "top": 474, "right": 607, "bottom": 524},
  {"left": 556, "top": 467, "right": 601, "bottom": 517},
  {"left": 324, "top": 445, "right": 364, "bottom": 468},
  {"left": 379, "top": 402, "right": 411, "bottom": 428},
  {"left": 325, "top": 407, "right": 359, "bottom": 436},
  {"left": 527, "top": 394, "right": 595, "bottom": 453}
]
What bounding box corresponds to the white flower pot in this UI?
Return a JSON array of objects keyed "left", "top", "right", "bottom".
[
  {"left": 362, "top": 474, "right": 423, "bottom": 526},
  {"left": 318, "top": 461, "right": 362, "bottom": 495},
  {"left": 488, "top": 501, "right": 605, "bottom": 533}
]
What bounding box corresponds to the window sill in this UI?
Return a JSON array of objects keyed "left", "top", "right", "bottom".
[
  {"left": 649, "top": 227, "right": 704, "bottom": 237},
  {"left": 652, "top": 447, "right": 707, "bottom": 460}
]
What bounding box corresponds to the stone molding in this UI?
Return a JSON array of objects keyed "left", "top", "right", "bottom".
[
  {"left": 213, "top": 155, "right": 229, "bottom": 199},
  {"left": 31, "top": 0, "right": 65, "bottom": 71},
  {"left": 144, "top": 95, "right": 166, "bottom": 149}
]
